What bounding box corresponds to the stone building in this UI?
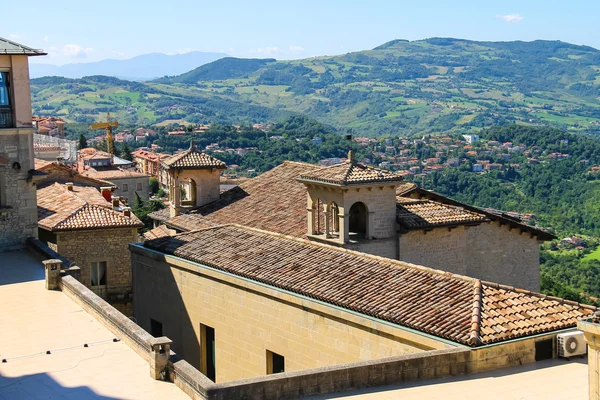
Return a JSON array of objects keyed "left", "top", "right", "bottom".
[
  {"left": 133, "top": 223, "right": 592, "bottom": 383},
  {"left": 160, "top": 142, "right": 226, "bottom": 218},
  {"left": 149, "top": 159, "right": 553, "bottom": 292},
  {"left": 0, "top": 37, "right": 46, "bottom": 251},
  {"left": 131, "top": 148, "right": 170, "bottom": 177},
  {"left": 78, "top": 147, "right": 150, "bottom": 205},
  {"left": 37, "top": 182, "right": 143, "bottom": 311}
]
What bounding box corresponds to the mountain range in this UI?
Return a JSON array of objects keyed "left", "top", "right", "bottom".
[
  {"left": 29, "top": 51, "right": 227, "bottom": 80},
  {"left": 30, "top": 38, "right": 600, "bottom": 136}
]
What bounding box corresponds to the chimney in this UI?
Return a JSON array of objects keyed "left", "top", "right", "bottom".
[
  {"left": 100, "top": 186, "right": 112, "bottom": 202},
  {"left": 66, "top": 182, "right": 74, "bottom": 191},
  {"left": 112, "top": 196, "right": 120, "bottom": 210},
  {"left": 123, "top": 207, "right": 131, "bottom": 217}
]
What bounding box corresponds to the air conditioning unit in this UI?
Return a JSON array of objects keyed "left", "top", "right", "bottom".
[{"left": 557, "top": 331, "right": 587, "bottom": 358}]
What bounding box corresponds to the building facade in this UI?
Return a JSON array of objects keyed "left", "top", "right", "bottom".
[
  {"left": 0, "top": 38, "right": 46, "bottom": 251},
  {"left": 133, "top": 224, "right": 593, "bottom": 383}
]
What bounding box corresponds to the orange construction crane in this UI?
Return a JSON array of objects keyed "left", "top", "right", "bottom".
[{"left": 89, "top": 113, "right": 118, "bottom": 155}]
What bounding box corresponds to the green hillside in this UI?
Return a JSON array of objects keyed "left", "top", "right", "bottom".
[
  {"left": 31, "top": 38, "right": 600, "bottom": 136},
  {"left": 154, "top": 57, "right": 276, "bottom": 83}
]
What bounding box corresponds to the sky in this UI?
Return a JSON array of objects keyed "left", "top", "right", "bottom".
[{"left": 6, "top": 0, "right": 600, "bottom": 65}]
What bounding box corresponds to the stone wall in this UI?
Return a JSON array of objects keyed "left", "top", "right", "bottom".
[
  {"left": 55, "top": 227, "right": 139, "bottom": 299},
  {"left": 398, "top": 221, "right": 541, "bottom": 292},
  {"left": 131, "top": 245, "right": 453, "bottom": 383},
  {"left": 110, "top": 176, "right": 149, "bottom": 206},
  {"left": 345, "top": 236, "right": 398, "bottom": 259},
  {"left": 0, "top": 130, "right": 38, "bottom": 251}
]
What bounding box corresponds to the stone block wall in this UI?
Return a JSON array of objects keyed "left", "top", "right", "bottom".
[
  {"left": 399, "top": 226, "right": 469, "bottom": 276},
  {"left": 110, "top": 176, "right": 149, "bottom": 206},
  {"left": 344, "top": 186, "right": 398, "bottom": 239},
  {"left": 56, "top": 227, "right": 139, "bottom": 297},
  {"left": 0, "top": 130, "right": 38, "bottom": 251},
  {"left": 398, "top": 221, "right": 541, "bottom": 292},
  {"left": 131, "top": 246, "right": 452, "bottom": 383}
]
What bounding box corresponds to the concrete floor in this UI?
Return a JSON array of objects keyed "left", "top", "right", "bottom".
[{"left": 0, "top": 249, "right": 189, "bottom": 400}]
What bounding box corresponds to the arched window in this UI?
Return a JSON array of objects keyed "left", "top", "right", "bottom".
[{"left": 349, "top": 202, "right": 367, "bottom": 235}]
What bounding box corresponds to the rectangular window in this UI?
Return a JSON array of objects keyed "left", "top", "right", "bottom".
[
  {"left": 267, "top": 350, "right": 285, "bottom": 374},
  {"left": 90, "top": 261, "right": 107, "bottom": 298},
  {"left": 136, "top": 182, "right": 142, "bottom": 191},
  {"left": 150, "top": 318, "right": 163, "bottom": 337},
  {"left": 122, "top": 183, "right": 128, "bottom": 192},
  {"left": 0, "top": 72, "right": 13, "bottom": 128},
  {"left": 200, "top": 324, "right": 216, "bottom": 381}
]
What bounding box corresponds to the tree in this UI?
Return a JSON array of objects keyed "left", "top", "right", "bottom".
[
  {"left": 133, "top": 191, "right": 144, "bottom": 211},
  {"left": 122, "top": 144, "right": 133, "bottom": 161},
  {"left": 78, "top": 134, "right": 88, "bottom": 150},
  {"left": 149, "top": 177, "right": 159, "bottom": 194}
]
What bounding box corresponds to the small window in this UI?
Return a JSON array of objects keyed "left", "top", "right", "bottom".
[
  {"left": 150, "top": 318, "right": 163, "bottom": 337},
  {"left": 122, "top": 183, "right": 128, "bottom": 192},
  {"left": 136, "top": 182, "right": 142, "bottom": 191},
  {"left": 90, "top": 261, "right": 107, "bottom": 298},
  {"left": 267, "top": 350, "right": 285, "bottom": 374}
]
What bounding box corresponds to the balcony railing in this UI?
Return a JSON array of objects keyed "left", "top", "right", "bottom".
[{"left": 0, "top": 106, "right": 13, "bottom": 128}]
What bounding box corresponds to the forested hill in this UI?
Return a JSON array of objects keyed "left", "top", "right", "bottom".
[
  {"left": 422, "top": 125, "right": 600, "bottom": 237},
  {"left": 31, "top": 38, "right": 600, "bottom": 136}
]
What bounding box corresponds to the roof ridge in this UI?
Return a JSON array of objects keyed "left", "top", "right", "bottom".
[
  {"left": 200, "top": 223, "right": 479, "bottom": 283},
  {"left": 469, "top": 280, "right": 483, "bottom": 346},
  {"left": 281, "top": 160, "right": 321, "bottom": 168},
  {"left": 481, "top": 281, "right": 597, "bottom": 310},
  {"left": 341, "top": 162, "right": 354, "bottom": 184}
]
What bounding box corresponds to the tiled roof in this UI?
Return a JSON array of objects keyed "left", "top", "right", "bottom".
[
  {"left": 0, "top": 37, "right": 46, "bottom": 56},
  {"left": 143, "top": 225, "right": 173, "bottom": 240},
  {"left": 158, "top": 162, "right": 321, "bottom": 237},
  {"left": 34, "top": 160, "right": 115, "bottom": 188},
  {"left": 162, "top": 143, "right": 226, "bottom": 170},
  {"left": 81, "top": 168, "right": 149, "bottom": 180},
  {"left": 298, "top": 161, "right": 403, "bottom": 186},
  {"left": 54, "top": 204, "right": 143, "bottom": 231},
  {"left": 396, "top": 198, "right": 489, "bottom": 230},
  {"left": 397, "top": 185, "right": 556, "bottom": 241},
  {"left": 144, "top": 224, "right": 595, "bottom": 346},
  {"left": 37, "top": 183, "right": 142, "bottom": 231}
]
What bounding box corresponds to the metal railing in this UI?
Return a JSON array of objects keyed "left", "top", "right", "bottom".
[{"left": 0, "top": 105, "right": 13, "bottom": 128}]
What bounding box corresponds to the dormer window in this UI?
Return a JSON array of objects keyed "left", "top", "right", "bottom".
[{"left": 0, "top": 72, "right": 12, "bottom": 128}]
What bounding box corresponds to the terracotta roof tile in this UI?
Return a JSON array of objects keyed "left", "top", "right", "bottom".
[
  {"left": 396, "top": 198, "right": 489, "bottom": 229},
  {"left": 143, "top": 225, "right": 173, "bottom": 240},
  {"left": 298, "top": 161, "right": 403, "bottom": 186},
  {"left": 37, "top": 183, "right": 143, "bottom": 231},
  {"left": 144, "top": 224, "right": 595, "bottom": 346},
  {"left": 157, "top": 161, "right": 321, "bottom": 237},
  {"left": 81, "top": 168, "right": 148, "bottom": 180},
  {"left": 54, "top": 204, "right": 143, "bottom": 231},
  {"left": 163, "top": 143, "right": 226, "bottom": 170}
]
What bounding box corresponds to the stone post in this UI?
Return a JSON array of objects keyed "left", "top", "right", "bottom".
[
  {"left": 43, "top": 259, "right": 63, "bottom": 290},
  {"left": 149, "top": 337, "right": 173, "bottom": 380},
  {"left": 339, "top": 212, "right": 349, "bottom": 244},
  {"left": 579, "top": 315, "right": 600, "bottom": 400}
]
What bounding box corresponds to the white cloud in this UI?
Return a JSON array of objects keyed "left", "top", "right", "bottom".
[
  {"left": 166, "top": 48, "right": 194, "bottom": 55},
  {"left": 43, "top": 36, "right": 49, "bottom": 42},
  {"left": 289, "top": 45, "right": 305, "bottom": 53},
  {"left": 496, "top": 13, "right": 524, "bottom": 24},
  {"left": 62, "top": 44, "right": 93, "bottom": 58},
  {"left": 250, "top": 46, "right": 282, "bottom": 55}
]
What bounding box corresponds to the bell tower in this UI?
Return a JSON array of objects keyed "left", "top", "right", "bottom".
[
  {"left": 161, "top": 141, "right": 227, "bottom": 218},
  {"left": 297, "top": 156, "right": 403, "bottom": 246}
]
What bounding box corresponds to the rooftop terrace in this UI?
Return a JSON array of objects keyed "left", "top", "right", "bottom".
[
  {"left": 308, "top": 357, "right": 587, "bottom": 400},
  {"left": 0, "top": 250, "right": 188, "bottom": 400}
]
